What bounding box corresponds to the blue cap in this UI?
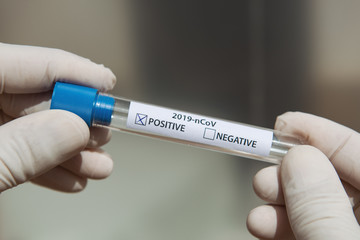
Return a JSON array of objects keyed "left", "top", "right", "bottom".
[{"left": 50, "top": 82, "right": 115, "bottom": 127}]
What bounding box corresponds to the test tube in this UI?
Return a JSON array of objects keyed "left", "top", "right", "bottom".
[{"left": 51, "top": 82, "right": 300, "bottom": 164}]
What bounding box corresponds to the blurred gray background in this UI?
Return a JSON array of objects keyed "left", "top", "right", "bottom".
[{"left": 1, "top": 1, "right": 360, "bottom": 239}]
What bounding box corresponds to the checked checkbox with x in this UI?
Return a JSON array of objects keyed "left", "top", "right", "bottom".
[{"left": 135, "top": 113, "right": 148, "bottom": 126}]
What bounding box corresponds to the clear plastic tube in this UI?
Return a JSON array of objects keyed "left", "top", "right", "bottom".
[
  {"left": 96, "top": 95, "right": 299, "bottom": 164},
  {"left": 51, "top": 82, "right": 300, "bottom": 164}
]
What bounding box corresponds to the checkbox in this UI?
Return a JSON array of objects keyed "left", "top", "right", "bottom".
[
  {"left": 203, "top": 128, "right": 216, "bottom": 140},
  {"left": 135, "top": 113, "right": 148, "bottom": 126}
]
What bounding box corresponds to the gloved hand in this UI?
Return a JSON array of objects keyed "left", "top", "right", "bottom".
[
  {"left": 0, "top": 43, "right": 116, "bottom": 193},
  {"left": 247, "top": 112, "right": 360, "bottom": 239}
]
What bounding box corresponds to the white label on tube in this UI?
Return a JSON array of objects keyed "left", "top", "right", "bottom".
[{"left": 126, "top": 102, "right": 273, "bottom": 156}]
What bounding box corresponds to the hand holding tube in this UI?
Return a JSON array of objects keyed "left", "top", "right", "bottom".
[
  {"left": 0, "top": 43, "right": 116, "bottom": 192},
  {"left": 247, "top": 112, "right": 360, "bottom": 239}
]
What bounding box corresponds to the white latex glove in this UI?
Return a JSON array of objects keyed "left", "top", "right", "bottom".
[
  {"left": 247, "top": 112, "right": 360, "bottom": 239},
  {"left": 0, "top": 43, "right": 116, "bottom": 193}
]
